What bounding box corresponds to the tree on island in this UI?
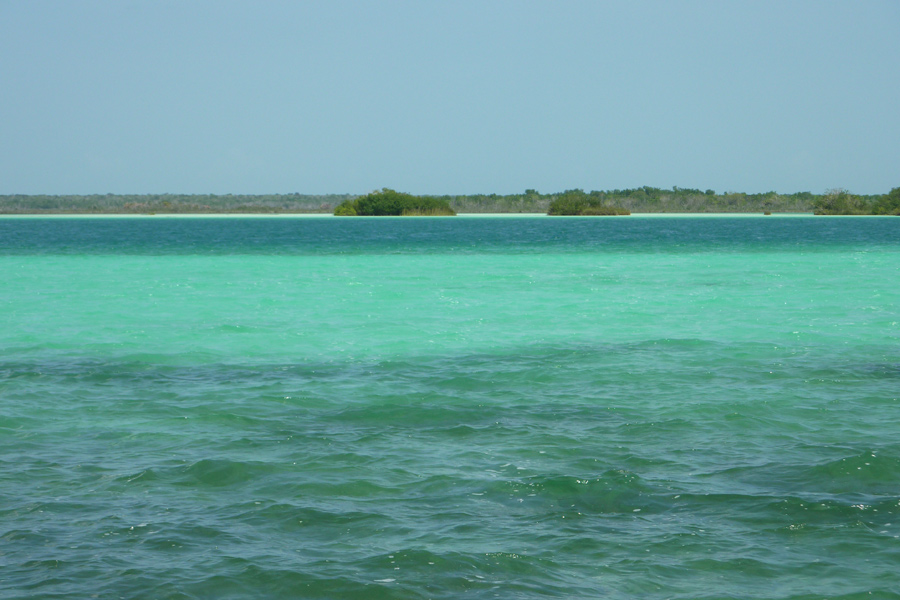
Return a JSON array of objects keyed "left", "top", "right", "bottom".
[
  {"left": 812, "top": 189, "right": 869, "bottom": 215},
  {"left": 872, "top": 187, "right": 900, "bottom": 215},
  {"left": 334, "top": 189, "right": 456, "bottom": 216}
]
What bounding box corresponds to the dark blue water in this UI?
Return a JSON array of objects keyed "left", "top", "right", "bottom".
[{"left": 1, "top": 215, "right": 896, "bottom": 255}]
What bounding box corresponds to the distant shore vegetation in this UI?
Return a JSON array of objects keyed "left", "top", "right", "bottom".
[
  {"left": 1, "top": 186, "right": 898, "bottom": 215},
  {"left": 334, "top": 189, "right": 456, "bottom": 216},
  {"left": 547, "top": 189, "right": 630, "bottom": 216},
  {"left": 0, "top": 193, "right": 348, "bottom": 214},
  {"left": 812, "top": 187, "right": 900, "bottom": 215}
]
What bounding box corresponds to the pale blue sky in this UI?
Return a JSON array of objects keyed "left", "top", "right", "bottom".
[{"left": 1, "top": 1, "right": 897, "bottom": 195}]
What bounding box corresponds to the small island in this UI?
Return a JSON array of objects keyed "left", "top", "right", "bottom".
[
  {"left": 334, "top": 189, "right": 456, "bottom": 216},
  {"left": 547, "top": 189, "right": 630, "bottom": 216}
]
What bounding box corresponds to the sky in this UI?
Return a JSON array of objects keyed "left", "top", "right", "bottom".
[{"left": 1, "top": 1, "right": 898, "bottom": 196}]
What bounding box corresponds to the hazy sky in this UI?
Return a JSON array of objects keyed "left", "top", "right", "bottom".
[{"left": 2, "top": 1, "right": 898, "bottom": 195}]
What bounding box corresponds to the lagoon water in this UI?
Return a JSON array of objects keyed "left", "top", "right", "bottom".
[{"left": 2, "top": 215, "right": 899, "bottom": 599}]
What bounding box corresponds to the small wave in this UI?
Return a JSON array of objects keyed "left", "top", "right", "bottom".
[
  {"left": 805, "top": 450, "right": 900, "bottom": 496},
  {"left": 175, "top": 458, "right": 278, "bottom": 488}
]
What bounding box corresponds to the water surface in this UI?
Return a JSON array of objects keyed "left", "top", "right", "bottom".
[{"left": 2, "top": 216, "right": 899, "bottom": 599}]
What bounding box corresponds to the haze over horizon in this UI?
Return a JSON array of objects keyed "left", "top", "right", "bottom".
[{"left": 1, "top": 1, "right": 898, "bottom": 196}]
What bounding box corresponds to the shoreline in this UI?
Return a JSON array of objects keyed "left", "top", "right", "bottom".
[{"left": 0, "top": 212, "right": 826, "bottom": 219}]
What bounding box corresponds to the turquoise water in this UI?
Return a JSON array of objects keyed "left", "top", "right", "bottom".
[{"left": 2, "top": 215, "right": 899, "bottom": 599}]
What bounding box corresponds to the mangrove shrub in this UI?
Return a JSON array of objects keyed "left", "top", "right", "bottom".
[
  {"left": 872, "top": 187, "right": 900, "bottom": 215},
  {"left": 334, "top": 189, "right": 456, "bottom": 216},
  {"left": 547, "top": 189, "right": 630, "bottom": 216},
  {"left": 813, "top": 189, "right": 869, "bottom": 215}
]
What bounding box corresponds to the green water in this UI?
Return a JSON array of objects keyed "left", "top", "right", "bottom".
[{"left": 2, "top": 215, "right": 899, "bottom": 599}]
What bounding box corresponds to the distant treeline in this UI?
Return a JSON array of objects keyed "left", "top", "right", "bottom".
[
  {"left": 547, "top": 189, "right": 630, "bottom": 216},
  {"left": 0, "top": 193, "right": 351, "bottom": 214},
  {"left": 1, "top": 187, "right": 897, "bottom": 214},
  {"left": 810, "top": 187, "right": 900, "bottom": 215},
  {"left": 439, "top": 187, "right": 885, "bottom": 214}
]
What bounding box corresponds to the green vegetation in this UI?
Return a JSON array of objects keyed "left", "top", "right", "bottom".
[
  {"left": 560, "top": 187, "right": 821, "bottom": 214},
  {"left": 813, "top": 187, "right": 900, "bottom": 215},
  {"left": 547, "top": 189, "right": 630, "bottom": 216},
  {"left": 0, "top": 193, "right": 350, "bottom": 214},
  {"left": 872, "top": 187, "right": 900, "bottom": 215},
  {"left": 812, "top": 189, "right": 870, "bottom": 215},
  {"left": 432, "top": 187, "right": 835, "bottom": 214},
  {"left": 333, "top": 189, "right": 456, "bottom": 216},
  {"left": 1, "top": 186, "right": 897, "bottom": 215}
]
